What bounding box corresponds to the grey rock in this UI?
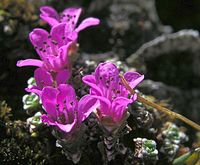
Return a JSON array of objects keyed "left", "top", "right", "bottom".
[
  {"left": 127, "top": 29, "right": 200, "bottom": 72},
  {"left": 127, "top": 29, "right": 200, "bottom": 123},
  {"left": 88, "top": 0, "right": 171, "bottom": 57}
]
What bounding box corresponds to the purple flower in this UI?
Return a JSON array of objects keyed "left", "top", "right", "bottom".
[
  {"left": 17, "top": 6, "right": 100, "bottom": 72},
  {"left": 40, "top": 84, "right": 99, "bottom": 133},
  {"left": 40, "top": 6, "right": 100, "bottom": 33},
  {"left": 82, "top": 62, "right": 144, "bottom": 125},
  {"left": 17, "top": 24, "right": 74, "bottom": 72},
  {"left": 27, "top": 68, "right": 70, "bottom": 96}
]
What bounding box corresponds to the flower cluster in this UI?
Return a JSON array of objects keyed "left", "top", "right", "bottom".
[
  {"left": 83, "top": 62, "right": 144, "bottom": 131},
  {"left": 17, "top": 6, "right": 100, "bottom": 134},
  {"left": 17, "top": 5, "right": 144, "bottom": 162},
  {"left": 17, "top": 6, "right": 99, "bottom": 73}
]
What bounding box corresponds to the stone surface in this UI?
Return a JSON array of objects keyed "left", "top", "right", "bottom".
[
  {"left": 86, "top": 0, "right": 171, "bottom": 58},
  {"left": 127, "top": 30, "right": 200, "bottom": 123}
]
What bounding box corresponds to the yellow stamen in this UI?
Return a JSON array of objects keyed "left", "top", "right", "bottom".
[{"left": 120, "top": 75, "right": 200, "bottom": 131}]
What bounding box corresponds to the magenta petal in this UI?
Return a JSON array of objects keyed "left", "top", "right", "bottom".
[
  {"left": 40, "top": 6, "right": 58, "bottom": 17},
  {"left": 41, "top": 87, "right": 59, "bottom": 117},
  {"left": 95, "top": 62, "right": 119, "bottom": 83},
  {"left": 17, "top": 59, "right": 43, "bottom": 68},
  {"left": 34, "top": 68, "right": 53, "bottom": 89},
  {"left": 82, "top": 75, "right": 95, "bottom": 84},
  {"left": 89, "top": 95, "right": 111, "bottom": 115},
  {"left": 78, "top": 94, "right": 100, "bottom": 122},
  {"left": 45, "top": 55, "right": 63, "bottom": 71},
  {"left": 44, "top": 102, "right": 58, "bottom": 119},
  {"left": 111, "top": 97, "right": 133, "bottom": 122},
  {"left": 50, "top": 23, "right": 67, "bottom": 46},
  {"left": 58, "top": 43, "right": 71, "bottom": 64},
  {"left": 54, "top": 119, "right": 77, "bottom": 133},
  {"left": 41, "top": 114, "right": 56, "bottom": 125},
  {"left": 25, "top": 87, "right": 42, "bottom": 97},
  {"left": 82, "top": 75, "right": 102, "bottom": 95},
  {"left": 62, "top": 8, "right": 82, "bottom": 29},
  {"left": 44, "top": 44, "right": 71, "bottom": 71},
  {"left": 42, "top": 114, "right": 76, "bottom": 133},
  {"left": 57, "top": 84, "right": 77, "bottom": 125},
  {"left": 67, "top": 31, "right": 78, "bottom": 42},
  {"left": 56, "top": 69, "right": 71, "bottom": 85},
  {"left": 29, "top": 28, "right": 49, "bottom": 48},
  {"left": 40, "top": 6, "right": 59, "bottom": 26},
  {"left": 131, "top": 93, "right": 138, "bottom": 102},
  {"left": 42, "top": 87, "right": 58, "bottom": 103},
  {"left": 124, "top": 72, "right": 144, "bottom": 89},
  {"left": 57, "top": 84, "right": 77, "bottom": 107},
  {"left": 75, "top": 17, "right": 100, "bottom": 33}
]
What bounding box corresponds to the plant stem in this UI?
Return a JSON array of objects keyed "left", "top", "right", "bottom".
[{"left": 120, "top": 75, "right": 200, "bottom": 131}]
